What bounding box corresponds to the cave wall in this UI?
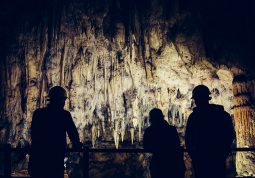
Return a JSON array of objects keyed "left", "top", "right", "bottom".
[
  {"left": 0, "top": 0, "right": 255, "bottom": 177},
  {"left": 0, "top": 0, "right": 235, "bottom": 145}
]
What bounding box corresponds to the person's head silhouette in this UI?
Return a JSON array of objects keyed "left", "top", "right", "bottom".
[
  {"left": 47, "top": 86, "right": 67, "bottom": 108},
  {"left": 149, "top": 108, "right": 164, "bottom": 125},
  {"left": 191, "top": 85, "right": 211, "bottom": 107}
]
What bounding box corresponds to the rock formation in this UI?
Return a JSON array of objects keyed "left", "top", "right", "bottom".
[
  {"left": 0, "top": 0, "right": 254, "bottom": 177},
  {"left": 233, "top": 74, "right": 255, "bottom": 176}
]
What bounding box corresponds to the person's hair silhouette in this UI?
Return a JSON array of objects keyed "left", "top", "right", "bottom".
[
  {"left": 29, "top": 86, "right": 82, "bottom": 178},
  {"left": 143, "top": 108, "right": 185, "bottom": 178},
  {"left": 185, "top": 85, "right": 235, "bottom": 178}
]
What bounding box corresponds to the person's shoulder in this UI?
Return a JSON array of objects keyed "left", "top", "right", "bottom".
[
  {"left": 210, "top": 104, "right": 230, "bottom": 114},
  {"left": 209, "top": 104, "right": 224, "bottom": 111},
  {"left": 188, "top": 110, "right": 197, "bottom": 120},
  {"left": 62, "top": 110, "right": 72, "bottom": 118},
  {"left": 144, "top": 126, "right": 154, "bottom": 135},
  {"left": 32, "top": 108, "right": 48, "bottom": 120},
  {"left": 210, "top": 104, "right": 232, "bottom": 119},
  {"left": 33, "top": 108, "right": 47, "bottom": 114}
]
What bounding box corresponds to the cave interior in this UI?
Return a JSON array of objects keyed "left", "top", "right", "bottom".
[{"left": 0, "top": 0, "right": 255, "bottom": 177}]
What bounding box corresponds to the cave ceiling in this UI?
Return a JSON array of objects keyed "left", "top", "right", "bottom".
[{"left": 0, "top": 0, "right": 254, "bottom": 71}]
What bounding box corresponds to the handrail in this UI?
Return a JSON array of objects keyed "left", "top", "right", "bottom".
[
  {"left": 1, "top": 145, "right": 255, "bottom": 178},
  {"left": 3, "top": 146, "right": 255, "bottom": 152}
]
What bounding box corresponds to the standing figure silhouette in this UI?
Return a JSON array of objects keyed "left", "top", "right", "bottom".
[
  {"left": 29, "top": 86, "right": 81, "bottom": 178},
  {"left": 143, "top": 108, "right": 185, "bottom": 178},
  {"left": 185, "top": 85, "right": 235, "bottom": 178}
]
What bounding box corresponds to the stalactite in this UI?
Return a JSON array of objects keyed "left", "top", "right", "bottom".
[
  {"left": 176, "top": 88, "right": 182, "bottom": 99},
  {"left": 97, "top": 125, "right": 100, "bottom": 138},
  {"left": 91, "top": 124, "right": 97, "bottom": 148},
  {"left": 130, "top": 127, "right": 135, "bottom": 145},
  {"left": 2, "top": 1, "right": 255, "bottom": 178},
  {"left": 234, "top": 95, "right": 251, "bottom": 107},
  {"left": 121, "top": 119, "right": 125, "bottom": 142},
  {"left": 60, "top": 43, "right": 66, "bottom": 86},
  {"left": 132, "top": 117, "right": 138, "bottom": 128},
  {"left": 113, "top": 129, "right": 120, "bottom": 149},
  {"left": 138, "top": 124, "right": 142, "bottom": 142},
  {"left": 104, "top": 56, "right": 107, "bottom": 104},
  {"left": 113, "top": 120, "right": 120, "bottom": 149},
  {"left": 0, "top": 2, "right": 241, "bottom": 175},
  {"left": 168, "top": 109, "right": 172, "bottom": 124}
]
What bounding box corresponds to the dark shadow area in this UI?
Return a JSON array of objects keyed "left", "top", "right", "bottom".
[
  {"left": 143, "top": 108, "right": 185, "bottom": 178},
  {"left": 29, "top": 86, "right": 81, "bottom": 178},
  {"left": 185, "top": 85, "right": 235, "bottom": 178}
]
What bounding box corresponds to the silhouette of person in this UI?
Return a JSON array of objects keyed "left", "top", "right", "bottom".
[
  {"left": 185, "top": 85, "right": 235, "bottom": 178},
  {"left": 29, "top": 86, "right": 82, "bottom": 178},
  {"left": 143, "top": 108, "right": 185, "bottom": 178}
]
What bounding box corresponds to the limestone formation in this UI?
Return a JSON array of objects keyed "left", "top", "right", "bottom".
[
  {"left": 233, "top": 75, "right": 255, "bottom": 176},
  {"left": 0, "top": 0, "right": 254, "bottom": 177}
]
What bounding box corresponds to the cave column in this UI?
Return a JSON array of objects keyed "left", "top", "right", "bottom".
[{"left": 233, "top": 75, "right": 255, "bottom": 176}]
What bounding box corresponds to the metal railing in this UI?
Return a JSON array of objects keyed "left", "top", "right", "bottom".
[{"left": 1, "top": 144, "right": 255, "bottom": 178}]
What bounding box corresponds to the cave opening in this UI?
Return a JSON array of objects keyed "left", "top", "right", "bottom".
[{"left": 0, "top": 0, "right": 255, "bottom": 177}]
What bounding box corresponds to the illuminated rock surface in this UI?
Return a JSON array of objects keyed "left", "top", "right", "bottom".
[
  {"left": 0, "top": 0, "right": 254, "bottom": 177},
  {"left": 233, "top": 75, "right": 255, "bottom": 176}
]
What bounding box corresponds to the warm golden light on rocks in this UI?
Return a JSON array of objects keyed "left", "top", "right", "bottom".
[{"left": 0, "top": 0, "right": 254, "bottom": 177}]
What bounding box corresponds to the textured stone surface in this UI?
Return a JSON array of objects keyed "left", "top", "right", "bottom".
[
  {"left": 0, "top": 0, "right": 234, "bottom": 145},
  {"left": 0, "top": 0, "right": 254, "bottom": 177},
  {"left": 233, "top": 75, "right": 255, "bottom": 176}
]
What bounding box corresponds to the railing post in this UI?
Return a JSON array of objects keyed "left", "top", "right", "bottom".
[
  {"left": 83, "top": 147, "right": 89, "bottom": 178},
  {"left": 3, "top": 144, "right": 11, "bottom": 178}
]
